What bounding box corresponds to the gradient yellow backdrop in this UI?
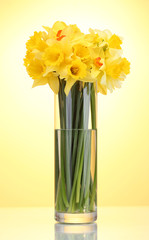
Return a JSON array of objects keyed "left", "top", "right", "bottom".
[{"left": 0, "top": 0, "right": 149, "bottom": 207}]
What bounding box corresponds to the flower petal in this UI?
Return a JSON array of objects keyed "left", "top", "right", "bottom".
[
  {"left": 64, "top": 78, "right": 76, "bottom": 96},
  {"left": 97, "top": 81, "right": 107, "bottom": 95},
  {"left": 32, "top": 78, "right": 48, "bottom": 88},
  {"left": 48, "top": 75, "right": 59, "bottom": 94},
  {"left": 52, "top": 21, "right": 67, "bottom": 33}
]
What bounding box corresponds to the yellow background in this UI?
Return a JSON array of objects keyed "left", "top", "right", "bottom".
[{"left": 0, "top": 0, "right": 149, "bottom": 207}]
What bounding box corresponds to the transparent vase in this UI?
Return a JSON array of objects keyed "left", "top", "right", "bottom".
[{"left": 54, "top": 79, "right": 97, "bottom": 223}]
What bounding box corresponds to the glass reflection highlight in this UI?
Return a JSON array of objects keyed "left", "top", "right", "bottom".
[{"left": 55, "top": 223, "right": 97, "bottom": 240}]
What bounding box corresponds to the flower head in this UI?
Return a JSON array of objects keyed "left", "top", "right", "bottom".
[
  {"left": 73, "top": 44, "right": 90, "bottom": 62},
  {"left": 26, "top": 31, "right": 48, "bottom": 52},
  {"left": 94, "top": 57, "right": 103, "bottom": 68},
  {"left": 24, "top": 21, "right": 130, "bottom": 95},
  {"left": 108, "top": 34, "right": 122, "bottom": 49},
  {"left": 68, "top": 59, "right": 87, "bottom": 80},
  {"left": 42, "top": 44, "right": 64, "bottom": 67},
  {"left": 26, "top": 59, "right": 45, "bottom": 80},
  {"left": 52, "top": 21, "right": 67, "bottom": 33},
  {"left": 120, "top": 58, "right": 130, "bottom": 74},
  {"left": 56, "top": 29, "right": 66, "bottom": 41}
]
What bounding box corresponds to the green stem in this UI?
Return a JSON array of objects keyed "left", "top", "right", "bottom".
[
  {"left": 56, "top": 81, "right": 69, "bottom": 209},
  {"left": 67, "top": 130, "right": 84, "bottom": 212},
  {"left": 59, "top": 183, "right": 66, "bottom": 211},
  {"left": 60, "top": 130, "right": 69, "bottom": 208},
  {"left": 72, "top": 85, "right": 81, "bottom": 172},
  {"left": 91, "top": 84, "right": 96, "bottom": 129},
  {"left": 55, "top": 175, "right": 61, "bottom": 211},
  {"left": 76, "top": 139, "right": 85, "bottom": 203},
  {"left": 62, "top": 81, "right": 71, "bottom": 201},
  {"left": 55, "top": 130, "right": 59, "bottom": 202},
  {"left": 84, "top": 131, "right": 91, "bottom": 211},
  {"left": 56, "top": 81, "right": 97, "bottom": 213},
  {"left": 79, "top": 131, "right": 90, "bottom": 209},
  {"left": 55, "top": 176, "right": 65, "bottom": 211},
  {"left": 90, "top": 83, "right": 97, "bottom": 211},
  {"left": 65, "top": 131, "right": 71, "bottom": 200},
  {"left": 70, "top": 83, "right": 91, "bottom": 212},
  {"left": 90, "top": 165, "right": 97, "bottom": 211}
]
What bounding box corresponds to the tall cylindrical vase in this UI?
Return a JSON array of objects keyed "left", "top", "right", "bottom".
[{"left": 54, "top": 79, "right": 97, "bottom": 223}]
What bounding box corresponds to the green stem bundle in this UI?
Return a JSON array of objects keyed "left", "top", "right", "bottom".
[{"left": 55, "top": 80, "right": 97, "bottom": 213}]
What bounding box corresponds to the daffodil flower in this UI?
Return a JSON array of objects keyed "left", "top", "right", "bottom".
[{"left": 24, "top": 21, "right": 130, "bottom": 95}]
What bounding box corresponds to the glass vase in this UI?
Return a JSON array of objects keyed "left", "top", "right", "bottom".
[{"left": 54, "top": 79, "right": 97, "bottom": 223}]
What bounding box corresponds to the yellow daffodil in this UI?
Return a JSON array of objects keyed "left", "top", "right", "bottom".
[
  {"left": 108, "top": 34, "right": 122, "bottom": 49},
  {"left": 32, "top": 77, "right": 49, "bottom": 88},
  {"left": 32, "top": 72, "right": 59, "bottom": 94},
  {"left": 48, "top": 72, "right": 59, "bottom": 94},
  {"left": 97, "top": 56, "right": 130, "bottom": 94},
  {"left": 64, "top": 24, "right": 83, "bottom": 41},
  {"left": 42, "top": 44, "right": 64, "bottom": 67},
  {"left": 64, "top": 59, "right": 87, "bottom": 95},
  {"left": 26, "top": 31, "right": 48, "bottom": 52},
  {"left": 26, "top": 58, "right": 45, "bottom": 80},
  {"left": 24, "top": 51, "right": 35, "bottom": 67},
  {"left": 120, "top": 58, "right": 130, "bottom": 74},
  {"left": 85, "top": 33, "right": 100, "bottom": 47},
  {"left": 43, "top": 21, "right": 67, "bottom": 44},
  {"left": 95, "top": 29, "right": 111, "bottom": 42},
  {"left": 67, "top": 59, "right": 87, "bottom": 80},
  {"left": 24, "top": 21, "right": 130, "bottom": 95},
  {"left": 106, "top": 62, "right": 122, "bottom": 79},
  {"left": 73, "top": 44, "right": 90, "bottom": 62},
  {"left": 64, "top": 77, "right": 76, "bottom": 96},
  {"left": 106, "top": 57, "right": 130, "bottom": 79},
  {"left": 97, "top": 72, "right": 107, "bottom": 95},
  {"left": 52, "top": 21, "right": 67, "bottom": 33},
  {"left": 89, "top": 46, "right": 105, "bottom": 65}
]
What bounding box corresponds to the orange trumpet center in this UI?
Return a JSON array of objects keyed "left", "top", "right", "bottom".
[
  {"left": 56, "top": 30, "right": 66, "bottom": 41},
  {"left": 94, "top": 57, "right": 103, "bottom": 67}
]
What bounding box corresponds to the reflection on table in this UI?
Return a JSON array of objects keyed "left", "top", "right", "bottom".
[
  {"left": 55, "top": 223, "right": 97, "bottom": 240},
  {"left": 0, "top": 207, "right": 149, "bottom": 240}
]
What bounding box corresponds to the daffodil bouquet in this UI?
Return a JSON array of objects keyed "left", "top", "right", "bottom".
[{"left": 24, "top": 21, "right": 130, "bottom": 223}]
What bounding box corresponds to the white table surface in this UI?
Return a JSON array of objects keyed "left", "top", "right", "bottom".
[{"left": 0, "top": 207, "right": 149, "bottom": 240}]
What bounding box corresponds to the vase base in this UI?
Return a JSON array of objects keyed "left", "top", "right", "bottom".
[{"left": 55, "top": 211, "right": 97, "bottom": 224}]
